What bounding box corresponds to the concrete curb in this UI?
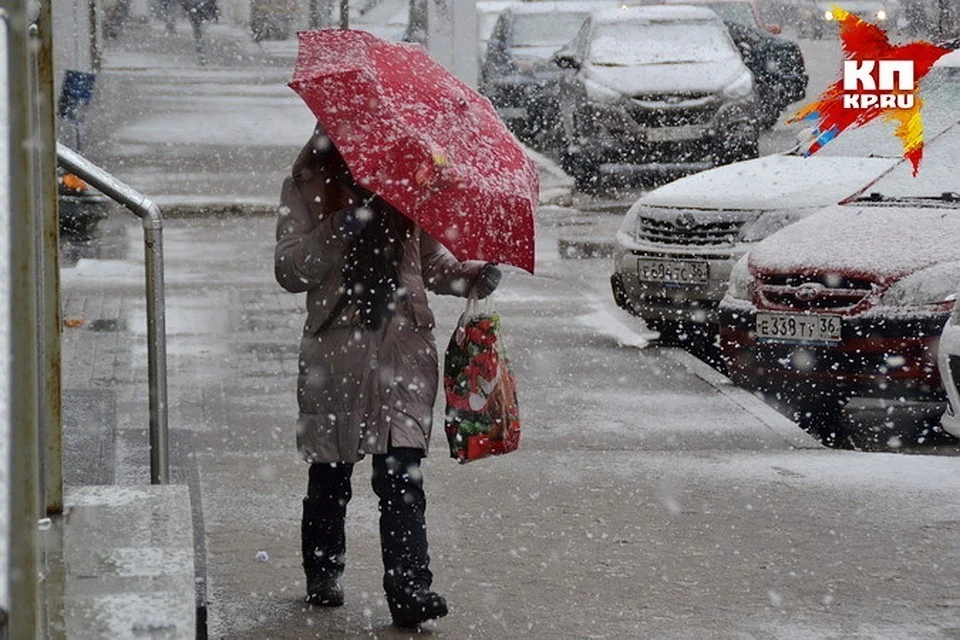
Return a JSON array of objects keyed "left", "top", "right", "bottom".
[
  {"left": 663, "top": 347, "right": 824, "bottom": 450},
  {"left": 46, "top": 485, "right": 197, "bottom": 639}
]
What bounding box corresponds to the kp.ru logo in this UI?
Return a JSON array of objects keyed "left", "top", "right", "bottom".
[
  {"left": 789, "top": 5, "right": 952, "bottom": 174},
  {"left": 842, "top": 60, "right": 915, "bottom": 110}
]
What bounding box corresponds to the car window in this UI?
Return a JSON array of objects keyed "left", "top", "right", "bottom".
[
  {"left": 856, "top": 124, "right": 960, "bottom": 198},
  {"left": 510, "top": 12, "right": 590, "bottom": 47},
  {"left": 589, "top": 20, "right": 736, "bottom": 65}
]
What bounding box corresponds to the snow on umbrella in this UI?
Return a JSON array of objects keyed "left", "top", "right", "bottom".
[{"left": 289, "top": 28, "right": 539, "bottom": 274}]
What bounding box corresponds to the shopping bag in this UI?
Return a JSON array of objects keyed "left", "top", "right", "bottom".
[{"left": 443, "top": 298, "right": 521, "bottom": 463}]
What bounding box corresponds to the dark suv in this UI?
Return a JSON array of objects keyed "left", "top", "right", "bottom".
[
  {"left": 480, "top": 2, "right": 616, "bottom": 151},
  {"left": 553, "top": 5, "right": 759, "bottom": 191}
]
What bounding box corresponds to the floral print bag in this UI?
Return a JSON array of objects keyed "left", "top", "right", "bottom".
[{"left": 443, "top": 297, "right": 521, "bottom": 463}]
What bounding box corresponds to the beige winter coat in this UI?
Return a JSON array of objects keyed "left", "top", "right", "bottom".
[{"left": 274, "top": 141, "right": 485, "bottom": 463}]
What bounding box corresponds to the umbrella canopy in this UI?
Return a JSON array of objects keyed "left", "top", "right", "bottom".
[{"left": 289, "top": 29, "right": 538, "bottom": 274}]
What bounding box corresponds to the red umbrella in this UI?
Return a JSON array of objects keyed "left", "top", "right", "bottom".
[{"left": 289, "top": 29, "right": 538, "bottom": 274}]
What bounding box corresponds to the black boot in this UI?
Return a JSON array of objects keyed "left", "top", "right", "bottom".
[
  {"left": 385, "top": 581, "right": 448, "bottom": 629},
  {"left": 372, "top": 449, "right": 448, "bottom": 627},
  {"left": 302, "top": 462, "right": 353, "bottom": 607}
]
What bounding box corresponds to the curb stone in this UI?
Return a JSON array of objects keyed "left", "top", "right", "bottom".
[{"left": 663, "top": 347, "right": 824, "bottom": 450}]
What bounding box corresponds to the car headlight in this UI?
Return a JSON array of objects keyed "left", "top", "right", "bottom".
[
  {"left": 881, "top": 261, "right": 960, "bottom": 308},
  {"left": 739, "top": 210, "right": 801, "bottom": 243},
  {"left": 876, "top": 9, "right": 887, "bottom": 20},
  {"left": 824, "top": 9, "right": 834, "bottom": 20},
  {"left": 726, "top": 254, "right": 755, "bottom": 301},
  {"left": 583, "top": 75, "right": 623, "bottom": 102},
  {"left": 723, "top": 72, "right": 754, "bottom": 100}
]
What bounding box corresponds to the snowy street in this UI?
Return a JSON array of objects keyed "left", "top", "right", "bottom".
[{"left": 8, "top": 3, "right": 960, "bottom": 637}]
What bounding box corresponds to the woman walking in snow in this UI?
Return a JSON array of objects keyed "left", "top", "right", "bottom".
[{"left": 274, "top": 128, "right": 500, "bottom": 628}]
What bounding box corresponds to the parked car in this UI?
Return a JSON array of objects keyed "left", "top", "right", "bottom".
[
  {"left": 723, "top": 21, "right": 807, "bottom": 128},
  {"left": 937, "top": 292, "right": 960, "bottom": 439},
  {"left": 800, "top": 0, "right": 901, "bottom": 37},
  {"left": 554, "top": 5, "right": 760, "bottom": 191},
  {"left": 718, "top": 122, "right": 960, "bottom": 439},
  {"left": 477, "top": 1, "right": 519, "bottom": 64},
  {"left": 611, "top": 47, "right": 960, "bottom": 343},
  {"left": 610, "top": 155, "right": 897, "bottom": 339},
  {"left": 795, "top": 0, "right": 825, "bottom": 38},
  {"left": 662, "top": 0, "right": 807, "bottom": 128},
  {"left": 480, "top": 2, "right": 615, "bottom": 150},
  {"left": 661, "top": 0, "right": 780, "bottom": 32}
]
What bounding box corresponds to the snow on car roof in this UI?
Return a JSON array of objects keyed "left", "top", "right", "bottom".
[
  {"left": 639, "top": 155, "right": 899, "bottom": 211},
  {"left": 590, "top": 5, "right": 723, "bottom": 24},
  {"left": 503, "top": 1, "right": 620, "bottom": 14}
]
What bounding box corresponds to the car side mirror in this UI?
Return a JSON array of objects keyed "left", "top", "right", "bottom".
[
  {"left": 554, "top": 54, "right": 580, "bottom": 70},
  {"left": 766, "top": 23, "right": 781, "bottom": 34}
]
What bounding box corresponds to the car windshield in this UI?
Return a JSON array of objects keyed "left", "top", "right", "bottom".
[
  {"left": 813, "top": 66, "right": 960, "bottom": 158},
  {"left": 589, "top": 20, "right": 734, "bottom": 65},
  {"left": 511, "top": 13, "right": 590, "bottom": 47},
  {"left": 850, "top": 124, "right": 960, "bottom": 200},
  {"left": 699, "top": 2, "right": 758, "bottom": 27}
]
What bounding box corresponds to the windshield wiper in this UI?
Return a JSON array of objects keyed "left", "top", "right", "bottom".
[{"left": 853, "top": 192, "right": 960, "bottom": 204}]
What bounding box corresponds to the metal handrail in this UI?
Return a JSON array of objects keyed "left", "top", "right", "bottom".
[{"left": 56, "top": 143, "right": 170, "bottom": 485}]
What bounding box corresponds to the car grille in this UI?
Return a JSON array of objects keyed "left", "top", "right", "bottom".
[
  {"left": 626, "top": 95, "right": 718, "bottom": 127},
  {"left": 757, "top": 274, "right": 876, "bottom": 311},
  {"left": 635, "top": 216, "right": 746, "bottom": 246},
  {"left": 626, "top": 104, "right": 717, "bottom": 127}
]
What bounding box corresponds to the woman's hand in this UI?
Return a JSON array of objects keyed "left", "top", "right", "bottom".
[{"left": 474, "top": 263, "right": 502, "bottom": 299}]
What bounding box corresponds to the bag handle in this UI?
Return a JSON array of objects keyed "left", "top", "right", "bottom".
[{"left": 460, "top": 291, "right": 493, "bottom": 327}]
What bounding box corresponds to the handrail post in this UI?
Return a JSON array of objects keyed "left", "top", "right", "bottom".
[
  {"left": 4, "top": 1, "right": 42, "bottom": 638},
  {"left": 142, "top": 211, "right": 169, "bottom": 485},
  {"left": 35, "top": 0, "right": 64, "bottom": 515},
  {"left": 55, "top": 144, "right": 170, "bottom": 485}
]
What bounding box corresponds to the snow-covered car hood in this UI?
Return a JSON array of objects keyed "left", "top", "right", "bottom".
[
  {"left": 748, "top": 204, "right": 960, "bottom": 281},
  {"left": 640, "top": 155, "right": 899, "bottom": 211},
  {"left": 581, "top": 57, "right": 745, "bottom": 97}
]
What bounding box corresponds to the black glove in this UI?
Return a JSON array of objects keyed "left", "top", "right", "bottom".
[{"left": 474, "top": 263, "right": 502, "bottom": 299}]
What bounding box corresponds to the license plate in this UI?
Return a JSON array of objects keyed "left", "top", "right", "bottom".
[
  {"left": 645, "top": 125, "right": 704, "bottom": 142},
  {"left": 756, "top": 312, "right": 842, "bottom": 343},
  {"left": 637, "top": 258, "right": 709, "bottom": 284}
]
